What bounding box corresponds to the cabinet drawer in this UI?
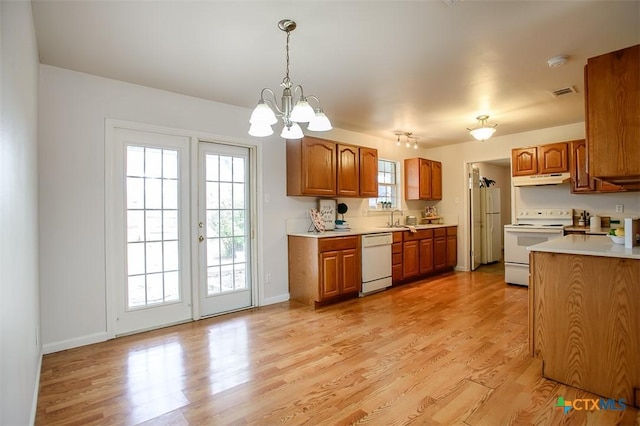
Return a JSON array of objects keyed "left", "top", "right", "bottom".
[
  {"left": 392, "top": 253, "right": 403, "bottom": 265},
  {"left": 434, "top": 228, "right": 446, "bottom": 238},
  {"left": 393, "top": 232, "right": 403, "bottom": 243},
  {"left": 392, "top": 242, "right": 402, "bottom": 254},
  {"left": 446, "top": 226, "right": 457, "bottom": 236},
  {"left": 318, "top": 236, "right": 359, "bottom": 252},
  {"left": 404, "top": 229, "right": 434, "bottom": 241}
]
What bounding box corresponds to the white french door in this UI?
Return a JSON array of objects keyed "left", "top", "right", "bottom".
[
  {"left": 198, "top": 142, "right": 253, "bottom": 317},
  {"left": 110, "top": 127, "right": 192, "bottom": 336}
]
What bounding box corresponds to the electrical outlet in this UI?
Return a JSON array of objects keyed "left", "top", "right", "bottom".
[{"left": 616, "top": 204, "right": 624, "bottom": 213}]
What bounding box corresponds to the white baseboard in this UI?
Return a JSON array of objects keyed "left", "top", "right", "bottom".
[
  {"left": 262, "top": 293, "right": 290, "bottom": 306},
  {"left": 42, "top": 331, "right": 109, "bottom": 355}
]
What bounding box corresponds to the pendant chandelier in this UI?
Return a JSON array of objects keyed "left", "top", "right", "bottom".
[
  {"left": 248, "top": 19, "right": 332, "bottom": 139},
  {"left": 467, "top": 115, "right": 497, "bottom": 141}
]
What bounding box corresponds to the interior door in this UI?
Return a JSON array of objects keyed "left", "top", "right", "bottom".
[
  {"left": 470, "top": 164, "right": 482, "bottom": 270},
  {"left": 198, "top": 142, "right": 253, "bottom": 317},
  {"left": 111, "top": 127, "right": 193, "bottom": 336}
]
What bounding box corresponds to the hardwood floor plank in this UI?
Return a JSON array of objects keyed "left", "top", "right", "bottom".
[{"left": 36, "top": 267, "right": 640, "bottom": 425}]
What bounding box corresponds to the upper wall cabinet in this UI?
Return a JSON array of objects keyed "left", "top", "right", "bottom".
[
  {"left": 585, "top": 44, "right": 640, "bottom": 184},
  {"left": 512, "top": 142, "right": 569, "bottom": 177},
  {"left": 404, "top": 158, "right": 442, "bottom": 201},
  {"left": 287, "top": 137, "right": 378, "bottom": 198},
  {"left": 570, "top": 139, "right": 632, "bottom": 193},
  {"left": 287, "top": 137, "right": 337, "bottom": 197}
]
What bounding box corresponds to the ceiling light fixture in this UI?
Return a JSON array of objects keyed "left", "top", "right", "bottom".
[
  {"left": 248, "top": 19, "right": 332, "bottom": 139},
  {"left": 394, "top": 131, "right": 418, "bottom": 149},
  {"left": 467, "top": 115, "right": 497, "bottom": 141}
]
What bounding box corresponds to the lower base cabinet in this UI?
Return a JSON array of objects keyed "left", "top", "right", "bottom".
[
  {"left": 397, "top": 226, "right": 457, "bottom": 284},
  {"left": 288, "top": 235, "right": 360, "bottom": 308}
]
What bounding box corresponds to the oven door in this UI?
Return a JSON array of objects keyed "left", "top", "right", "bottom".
[{"left": 503, "top": 227, "right": 564, "bottom": 264}]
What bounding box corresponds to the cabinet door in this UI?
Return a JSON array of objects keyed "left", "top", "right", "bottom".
[
  {"left": 446, "top": 235, "right": 457, "bottom": 268},
  {"left": 512, "top": 147, "right": 538, "bottom": 176},
  {"left": 341, "top": 248, "right": 360, "bottom": 294},
  {"left": 434, "top": 237, "right": 447, "bottom": 270},
  {"left": 538, "top": 142, "right": 569, "bottom": 174},
  {"left": 419, "top": 238, "right": 434, "bottom": 274},
  {"left": 431, "top": 161, "right": 442, "bottom": 200},
  {"left": 359, "top": 147, "right": 378, "bottom": 197},
  {"left": 300, "top": 137, "right": 337, "bottom": 196},
  {"left": 570, "top": 139, "right": 596, "bottom": 193},
  {"left": 337, "top": 144, "right": 359, "bottom": 197},
  {"left": 319, "top": 250, "right": 341, "bottom": 300},
  {"left": 586, "top": 45, "right": 640, "bottom": 180},
  {"left": 419, "top": 159, "right": 433, "bottom": 199},
  {"left": 403, "top": 241, "right": 419, "bottom": 278}
]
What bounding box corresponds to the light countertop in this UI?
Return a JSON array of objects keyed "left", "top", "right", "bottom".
[
  {"left": 527, "top": 234, "right": 640, "bottom": 260},
  {"left": 288, "top": 224, "right": 456, "bottom": 239}
]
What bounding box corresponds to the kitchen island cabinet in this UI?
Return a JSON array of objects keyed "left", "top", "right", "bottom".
[
  {"left": 529, "top": 235, "right": 640, "bottom": 407},
  {"left": 288, "top": 235, "right": 360, "bottom": 308}
]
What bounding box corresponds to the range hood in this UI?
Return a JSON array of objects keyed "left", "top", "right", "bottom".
[{"left": 512, "top": 172, "right": 571, "bottom": 187}]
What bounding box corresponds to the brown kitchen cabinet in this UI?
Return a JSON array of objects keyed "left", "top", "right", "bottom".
[
  {"left": 391, "top": 232, "right": 403, "bottom": 284},
  {"left": 359, "top": 147, "right": 379, "bottom": 197},
  {"left": 288, "top": 235, "right": 360, "bottom": 308},
  {"left": 402, "top": 240, "right": 420, "bottom": 278},
  {"left": 512, "top": 143, "right": 568, "bottom": 177},
  {"left": 433, "top": 228, "right": 447, "bottom": 270},
  {"left": 570, "top": 139, "right": 627, "bottom": 193},
  {"left": 337, "top": 144, "right": 359, "bottom": 197},
  {"left": 404, "top": 158, "right": 442, "bottom": 200},
  {"left": 287, "top": 137, "right": 336, "bottom": 196},
  {"left": 419, "top": 238, "right": 434, "bottom": 274},
  {"left": 287, "top": 137, "right": 378, "bottom": 198},
  {"left": 585, "top": 44, "right": 640, "bottom": 184},
  {"left": 446, "top": 227, "right": 457, "bottom": 268}
]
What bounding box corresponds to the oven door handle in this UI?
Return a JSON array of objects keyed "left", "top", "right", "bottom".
[{"left": 504, "top": 228, "right": 564, "bottom": 234}]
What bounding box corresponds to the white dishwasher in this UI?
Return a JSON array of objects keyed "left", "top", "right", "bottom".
[{"left": 360, "top": 233, "right": 393, "bottom": 296}]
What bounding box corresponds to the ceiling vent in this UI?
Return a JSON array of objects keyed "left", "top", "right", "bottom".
[{"left": 550, "top": 86, "right": 578, "bottom": 98}]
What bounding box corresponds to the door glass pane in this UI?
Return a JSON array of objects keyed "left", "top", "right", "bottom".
[
  {"left": 125, "top": 145, "right": 182, "bottom": 310},
  {"left": 204, "top": 152, "right": 249, "bottom": 296}
]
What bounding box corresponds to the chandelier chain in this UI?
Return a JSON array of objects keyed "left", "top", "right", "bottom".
[{"left": 282, "top": 31, "right": 291, "bottom": 88}]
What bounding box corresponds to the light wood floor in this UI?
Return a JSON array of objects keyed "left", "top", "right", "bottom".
[{"left": 36, "top": 267, "right": 639, "bottom": 425}]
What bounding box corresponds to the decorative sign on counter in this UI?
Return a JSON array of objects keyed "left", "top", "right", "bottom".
[{"left": 318, "top": 199, "right": 336, "bottom": 230}]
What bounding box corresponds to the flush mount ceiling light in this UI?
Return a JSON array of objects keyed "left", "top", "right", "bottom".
[
  {"left": 467, "top": 115, "right": 497, "bottom": 141},
  {"left": 394, "top": 131, "right": 419, "bottom": 149},
  {"left": 248, "top": 19, "right": 332, "bottom": 139}
]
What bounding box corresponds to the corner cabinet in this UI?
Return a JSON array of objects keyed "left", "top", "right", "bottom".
[
  {"left": 288, "top": 235, "right": 360, "bottom": 308},
  {"left": 404, "top": 158, "right": 442, "bottom": 201},
  {"left": 512, "top": 142, "right": 569, "bottom": 177},
  {"left": 585, "top": 44, "right": 640, "bottom": 183},
  {"left": 287, "top": 137, "right": 378, "bottom": 198},
  {"left": 570, "top": 139, "right": 627, "bottom": 193}
]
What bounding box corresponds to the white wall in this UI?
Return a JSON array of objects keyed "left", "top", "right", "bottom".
[
  {"left": 424, "top": 124, "right": 640, "bottom": 271},
  {"left": 0, "top": 1, "right": 42, "bottom": 424}
]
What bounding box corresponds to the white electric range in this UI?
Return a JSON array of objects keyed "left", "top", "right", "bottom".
[{"left": 503, "top": 208, "right": 573, "bottom": 286}]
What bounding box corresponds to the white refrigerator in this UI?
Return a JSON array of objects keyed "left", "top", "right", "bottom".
[{"left": 480, "top": 187, "right": 501, "bottom": 264}]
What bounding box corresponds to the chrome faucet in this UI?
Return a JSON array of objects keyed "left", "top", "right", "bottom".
[{"left": 387, "top": 209, "right": 400, "bottom": 227}]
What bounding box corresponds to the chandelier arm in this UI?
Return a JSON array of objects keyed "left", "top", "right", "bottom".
[{"left": 260, "top": 88, "right": 285, "bottom": 115}]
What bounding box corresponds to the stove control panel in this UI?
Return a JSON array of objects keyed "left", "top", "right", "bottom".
[{"left": 516, "top": 208, "right": 573, "bottom": 219}]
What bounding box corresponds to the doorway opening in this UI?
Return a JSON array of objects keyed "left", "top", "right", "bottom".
[{"left": 467, "top": 159, "right": 511, "bottom": 274}]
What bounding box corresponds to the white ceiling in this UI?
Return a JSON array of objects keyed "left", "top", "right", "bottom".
[{"left": 31, "top": 1, "right": 639, "bottom": 147}]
